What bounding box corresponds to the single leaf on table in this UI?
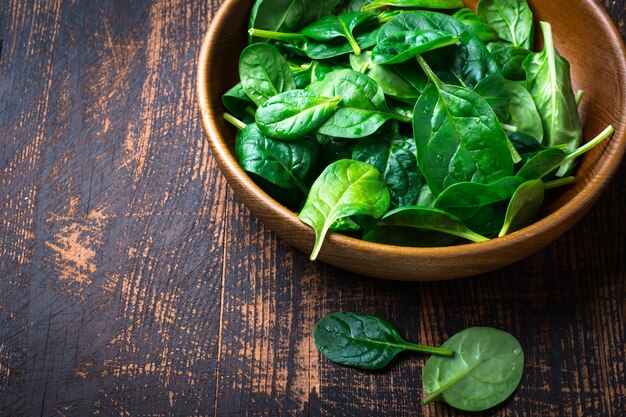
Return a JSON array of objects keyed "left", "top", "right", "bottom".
[
  {"left": 239, "top": 43, "right": 296, "bottom": 106},
  {"left": 350, "top": 52, "right": 421, "bottom": 100},
  {"left": 412, "top": 56, "right": 514, "bottom": 196},
  {"left": 308, "top": 69, "right": 409, "bottom": 139},
  {"left": 523, "top": 21, "right": 582, "bottom": 175},
  {"left": 422, "top": 327, "right": 524, "bottom": 411},
  {"left": 235, "top": 123, "right": 317, "bottom": 194},
  {"left": 352, "top": 127, "right": 424, "bottom": 207},
  {"left": 313, "top": 312, "right": 454, "bottom": 370},
  {"left": 363, "top": 0, "right": 464, "bottom": 11},
  {"left": 477, "top": 0, "right": 534, "bottom": 49},
  {"left": 363, "top": 206, "right": 489, "bottom": 246},
  {"left": 255, "top": 90, "right": 341, "bottom": 140},
  {"left": 453, "top": 8, "right": 499, "bottom": 43},
  {"left": 499, "top": 179, "right": 545, "bottom": 237},
  {"left": 299, "top": 160, "right": 390, "bottom": 260},
  {"left": 474, "top": 75, "right": 544, "bottom": 141},
  {"left": 302, "top": 11, "right": 378, "bottom": 56}
]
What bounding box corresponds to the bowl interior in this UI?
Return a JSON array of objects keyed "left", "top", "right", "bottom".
[{"left": 198, "top": 0, "right": 626, "bottom": 280}]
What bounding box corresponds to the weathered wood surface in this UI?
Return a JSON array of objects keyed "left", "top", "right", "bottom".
[{"left": 0, "top": 0, "right": 624, "bottom": 416}]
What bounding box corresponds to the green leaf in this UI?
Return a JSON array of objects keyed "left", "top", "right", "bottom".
[
  {"left": 453, "top": 8, "right": 499, "bottom": 43},
  {"left": 523, "top": 22, "right": 582, "bottom": 175},
  {"left": 299, "top": 160, "right": 390, "bottom": 260},
  {"left": 477, "top": 0, "right": 534, "bottom": 49},
  {"left": 249, "top": 0, "right": 306, "bottom": 39},
  {"left": 350, "top": 52, "right": 421, "bottom": 100},
  {"left": 352, "top": 128, "right": 424, "bottom": 207},
  {"left": 308, "top": 69, "right": 408, "bottom": 138},
  {"left": 302, "top": 11, "right": 377, "bottom": 55},
  {"left": 239, "top": 43, "right": 296, "bottom": 106},
  {"left": 235, "top": 123, "right": 317, "bottom": 194},
  {"left": 499, "top": 179, "right": 545, "bottom": 237},
  {"left": 474, "top": 75, "right": 543, "bottom": 141},
  {"left": 221, "top": 83, "right": 256, "bottom": 124},
  {"left": 364, "top": 0, "right": 464, "bottom": 11},
  {"left": 255, "top": 90, "right": 341, "bottom": 139},
  {"left": 364, "top": 206, "right": 489, "bottom": 245},
  {"left": 313, "top": 312, "right": 454, "bottom": 370},
  {"left": 422, "top": 327, "right": 524, "bottom": 411},
  {"left": 487, "top": 43, "right": 531, "bottom": 81},
  {"left": 413, "top": 57, "right": 514, "bottom": 196},
  {"left": 372, "top": 29, "right": 460, "bottom": 65}
]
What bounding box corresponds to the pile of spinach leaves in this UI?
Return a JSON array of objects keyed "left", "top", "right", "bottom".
[{"left": 222, "top": 0, "right": 614, "bottom": 260}]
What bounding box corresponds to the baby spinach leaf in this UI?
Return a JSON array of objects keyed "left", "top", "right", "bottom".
[
  {"left": 248, "top": 0, "right": 306, "bottom": 39},
  {"left": 515, "top": 148, "right": 566, "bottom": 180},
  {"left": 239, "top": 43, "right": 296, "bottom": 106},
  {"left": 302, "top": 0, "right": 344, "bottom": 26},
  {"left": 302, "top": 11, "right": 377, "bottom": 56},
  {"left": 523, "top": 21, "right": 582, "bottom": 175},
  {"left": 256, "top": 90, "right": 341, "bottom": 139},
  {"left": 487, "top": 43, "right": 531, "bottom": 81},
  {"left": 413, "top": 57, "right": 513, "bottom": 196},
  {"left": 222, "top": 83, "right": 256, "bottom": 124},
  {"left": 270, "top": 28, "right": 381, "bottom": 60},
  {"left": 434, "top": 176, "right": 526, "bottom": 220},
  {"left": 313, "top": 312, "right": 454, "bottom": 370},
  {"left": 453, "top": 8, "right": 499, "bottom": 43},
  {"left": 299, "top": 160, "right": 390, "bottom": 260},
  {"left": 308, "top": 69, "right": 409, "bottom": 138},
  {"left": 474, "top": 75, "right": 543, "bottom": 141},
  {"left": 235, "top": 123, "right": 317, "bottom": 194},
  {"left": 350, "top": 52, "right": 421, "bottom": 100},
  {"left": 372, "top": 28, "right": 460, "bottom": 64},
  {"left": 477, "top": 0, "right": 534, "bottom": 49},
  {"left": 422, "top": 327, "right": 524, "bottom": 411},
  {"left": 363, "top": 0, "right": 464, "bottom": 11},
  {"left": 499, "top": 179, "right": 545, "bottom": 237},
  {"left": 352, "top": 128, "right": 424, "bottom": 207},
  {"left": 364, "top": 206, "right": 489, "bottom": 244}
]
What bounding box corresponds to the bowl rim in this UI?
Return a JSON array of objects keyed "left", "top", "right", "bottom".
[{"left": 196, "top": 0, "right": 626, "bottom": 271}]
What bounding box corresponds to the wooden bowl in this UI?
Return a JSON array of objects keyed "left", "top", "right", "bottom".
[{"left": 197, "top": 0, "right": 626, "bottom": 280}]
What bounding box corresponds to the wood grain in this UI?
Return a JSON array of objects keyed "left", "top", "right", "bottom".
[{"left": 1, "top": 0, "right": 625, "bottom": 416}]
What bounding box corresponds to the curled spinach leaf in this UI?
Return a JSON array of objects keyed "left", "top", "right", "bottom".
[
  {"left": 239, "top": 43, "right": 296, "bottom": 106},
  {"left": 372, "top": 24, "right": 461, "bottom": 64},
  {"left": 314, "top": 312, "right": 454, "bottom": 370},
  {"left": 255, "top": 90, "right": 341, "bottom": 139},
  {"left": 350, "top": 52, "right": 421, "bottom": 100},
  {"left": 499, "top": 179, "right": 545, "bottom": 237},
  {"left": 422, "top": 327, "right": 524, "bottom": 411},
  {"left": 487, "top": 43, "right": 531, "bottom": 81},
  {"left": 299, "top": 159, "right": 390, "bottom": 260},
  {"left": 477, "top": 0, "right": 534, "bottom": 49},
  {"left": 222, "top": 82, "right": 256, "bottom": 124},
  {"left": 453, "top": 8, "right": 499, "bottom": 43},
  {"left": 235, "top": 123, "right": 317, "bottom": 194}
]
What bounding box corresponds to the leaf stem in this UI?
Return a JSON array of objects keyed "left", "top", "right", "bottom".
[
  {"left": 415, "top": 55, "right": 442, "bottom": 88},
  {"left": 502, "top": 123, "right": 517, "bottom": 132},
  {"left": 544, "top": 176, "right": 575, "bottom": 190},
  {"left": 223, "top": 112, "right": 247, "bottom": 130},
  {"left": 561, "top": 125, "right": 614, "bottom": 164},
  {"left": 248, "top": 28, "right": 307, "bottom": 42},
  {"left": 575, "top": 90, "right": 585, "bottom": 107},
  {"left": 405, "top": 343, "right": 454, "bottom": 357},
  {"left": 422, "top": 360, "right": 483, "bottom": 405}
]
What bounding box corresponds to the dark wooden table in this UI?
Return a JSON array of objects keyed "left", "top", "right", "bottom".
[{"left": 1, "top": 1, "right": 625, "bottom": 416}]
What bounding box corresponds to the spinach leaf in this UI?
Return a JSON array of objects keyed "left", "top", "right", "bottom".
[
  {"left": 372, "top": 29, "right": 461, "bottom": 65},
  {"left": 239, "top": 43, "right": 296, "bottom": 106},
  {"left": 477, "top": 0, "right": 534, "bottom": 49},
  {"left": 363, "top": 0, "right": 464, "bottom": 11},
  {"left": 364, "top": 206, "right": 489, "bottom": 245},
  {"left": 255, "top": 90, "right": 341, "bottom": 139},
  {"left": 413, "top": 57, "right": 514, "bottom": 196},
  {"left": 299, "top": 160, "right": 390, "bottom": 260},
  {"left": 313, "top": 312, "right": 454, "bottom": 370},
  {"left": 515, "top": 148, "right": 566, "bottom": 180},
  {"left": 302, "top": 0, "right": 344, "bottom": 26},
  {"left": 474, "top": 75, "right": 543, "bottom": 141},
  {"left": 453, "top": 8, "right": 499, "bottom": 43},
  {"left": 523, "top": 21, "right": 582, "bottom": 175},
  {"left": 222, "top": 82, "right": 256, "bottom": 124},
  {"left": 487, "top": 43, "right": 531, "bottom": 81},
  {"left": 308, "top": 69, "right": 409, "bottom": 138},
  {"left": 249, "top": 0, "right": 305, "bottom": 39},
  {"left": 382, "top": 11, "right": 499, "bottom": 88},
  {"left": 352, "top": 127, "right": 424, "bottom": 207},
  {"left": 506, "top": 131, "right": 554, "bottom": 165},
  {"left": 235, "top": 123, "right": 317, "bottom": 194},
  {"left": 434, "top": 176, "right": 526, "bottom": 220},
  {"left": 350, "top": 52, "right": 421, "bottom": 101},
  {"left": 316, "top": 135, "right": 358, "bottom": 172},
  {"left": 302, "top": 11, "right": 377, "bottom": 56},
  {"left": 422, "top": 327, "right": 524, "bottom": 411},
  {"left": 499, "top": 179, "right": 545, "bottom": 237}
]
